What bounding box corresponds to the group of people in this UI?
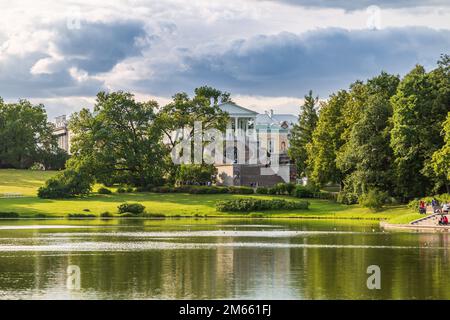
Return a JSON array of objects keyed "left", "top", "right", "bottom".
[
  {"left": 419, "top": 199, "right": 450, "bottom": 214},
  {"left": 419, "top": 198, "right": 450, "bottom": 225}
]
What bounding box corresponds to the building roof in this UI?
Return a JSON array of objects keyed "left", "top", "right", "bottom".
[{"left": 218, "top": 102, "right": 258, "bottom": 116}]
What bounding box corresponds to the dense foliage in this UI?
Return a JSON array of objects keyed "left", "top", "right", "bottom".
[
  {"left": 117, "top": 202, "right": 146, "bottom": 214},
  {"left": 37, "top": 169, "right": 93, "bottom": 198},
  {"left": 216, "top": 198, "right": 309, "bottom": 212},
  {"left": 290, "top": 55, "right": 450, "bottom": 202},
  {"left": 0, "top": 99, "right": 67, "bottom": 170}
]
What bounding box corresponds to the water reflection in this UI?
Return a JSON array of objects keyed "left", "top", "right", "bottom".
[{"left": 0, "top": 219, "right": 449, "bottom": 299}]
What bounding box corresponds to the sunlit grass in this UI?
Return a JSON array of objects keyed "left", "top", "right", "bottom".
[{"left": 0, "top": 169, "right": 414, "bottom": 222}]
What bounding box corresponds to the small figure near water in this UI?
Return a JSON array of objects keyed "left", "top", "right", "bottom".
[{"left": 438, "top": 215, "right": 448, "bottom": 226}]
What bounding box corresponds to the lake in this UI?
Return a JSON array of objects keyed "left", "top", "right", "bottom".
[{"left": 0, "top": 218, "right": 449, "bottom": 299}]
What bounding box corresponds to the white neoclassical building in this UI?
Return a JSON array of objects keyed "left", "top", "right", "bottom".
[{"left": 52, "top": 102, "right": 297, "bottom": 187}]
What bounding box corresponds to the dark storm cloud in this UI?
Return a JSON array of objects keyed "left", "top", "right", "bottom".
[
  {"left": 139, "top": 27, "right": 450, "bottom": 98},
  {"left": 56, "top": 21, "right": 148, "bottom": 74}
]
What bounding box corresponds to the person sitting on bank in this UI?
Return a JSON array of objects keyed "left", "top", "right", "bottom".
[
  {"left": 419, "top": 200, "right": 426, "bottom": 214},
  {"left": 438, "top": 215, "right": 448, "bottom": 225}
]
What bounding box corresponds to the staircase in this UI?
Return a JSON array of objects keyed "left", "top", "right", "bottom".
[
  {"left": 236, "top": 165, "right": 286, "bottom": 187},
  {"left": 410, "top": 213, "right": 441, "bottom": 226}
]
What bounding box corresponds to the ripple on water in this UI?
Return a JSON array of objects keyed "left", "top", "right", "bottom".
[
  {"left": 47, "top": 230, "right": 380, "bottom": 238},
  {"left": 0, "top": 241, "right": 443, "bottom": 252}
]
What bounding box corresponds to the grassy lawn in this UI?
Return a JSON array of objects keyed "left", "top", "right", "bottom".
[{"left": 0, "top": 169, "right": 414, "bottom": 222}]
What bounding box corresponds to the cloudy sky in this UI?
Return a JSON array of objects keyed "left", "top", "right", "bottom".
[{"left": 1, "top": 0, "right": 449, "bottom": 118}]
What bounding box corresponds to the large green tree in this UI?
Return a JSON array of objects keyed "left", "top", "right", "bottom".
[
  {"left": 337, "top": 73, "right": 399, "bottom": 195},
  {"left": 289, "top": 90, "right": 319, "bottom": 178},
  {"left": 0, "top": 99, "right": 57, "bottom": 169},
  {"left": 157, "top": 86, "right": 230, "bottom": 182},
  {"left": 431, "top": 112, "right": 450, "bottom": 192},
  {"left": 68, "top": 91, "right": 166, "bottom": 187},
  {"left": 390, "top": 61, "right": 449, "bottom": 198},
  {"left": 307, "top": 90, "right": 348, "bottom": 187}
]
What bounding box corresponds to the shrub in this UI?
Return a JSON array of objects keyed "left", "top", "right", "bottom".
[
  {"left": 176, "top": 164, "right": 218, "bottom": 185},
  {"left": 216, "top": 198, "right": 309, "bottom": 212},
  {"left": 126, "top": 187, "right": 134, "bottom": 193},
  {"left": 285, "top": 183, "right": 296, "bottom": 195},
  {"left": 359, "top": 189, "right": 388, "bottom": 211},
  {"left": 255, "top": 187, "right": 268, "bottom": 194},
  {"left": 337, "top": 191, "right": 359, "bottom": 205},
  {"left": 293, "top": 185, "right": 315, "bottom": 198},
  {"left": 152, "top": 186, "right": 174, "bottom": 193},
  {"left": 100, "top": 211, "right": 113, "bottom": 218},
  {"left": 228, "top": 186, "right": 254, "bottom": 194},
  {"left": 98, "top": 187, "right": 112, "bottom": 194},
  {"left": 267, "top": 187, "right": 277, "bottom": 195},
  {"left": 0, "top": 212, "right": 20, "bottom": 218},
  {"left": 143, "top": 213, "right": 166, "bottom": 218},
  {"left": 67, "top": 213, "right": 96, "bottom": 218},
  {"left": 176, "top": 185, "right": 229, "bottom": 194},
  {"left": 116, "top": 187, "right": 126, "bottom": 193},
  {"left": 117, "top": 202, "right": 145, "bottom": 214},
  {"left": 38, "top": 169, "right": 93, "bottom": 199},
  {"left": 408, "top": 194, "right": 450, "bottom": 211},
  {"left": 274, "top": 183, "right": 287, "bottom": 195}
]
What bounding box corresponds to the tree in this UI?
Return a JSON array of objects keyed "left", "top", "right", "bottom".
[
  {"left": 431, "top": 112, "right": 450, "bottom": 192},
  {"left": 157, "top": 86, "right": 230, "bottom": 182},
  {"left": 68, "top": 91, "right": 166, "bottom": 187},
  {"left": 289, "top": 90, "right": 319, "bottom": 178},
  {"left": 337, "top": 73, "right": 399, "bottom": 195},
  {"left": 0, "top": 99, "right": 57, "bottom": 169},
  {"left": 307, "top": 90, "right": 348, "bottom": 187},
  {"left": 390, "top": 63, "right": 449, "bottom": 198}
]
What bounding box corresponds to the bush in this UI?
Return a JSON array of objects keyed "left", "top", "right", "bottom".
[
  {"left": 143, "top": 213, "right": 166, "bottom": 218},
  {"left": 285, "top": 183, "right": 296, "bottom": 195},
  {"left": 359, "top": 189, "right": 388, "bottom": 211},
  {"left": 337, "top": 191, "right": 359, "bottom": 205},
  {"left": 100, "top": 211, "right": 113, "bottom": 218},
  {"left": 126, "top": 187, "right": 134, "bottom": 193},
  {"left": 98, "top": 187, "right": 112, "bottom": 194},
  {"left": 267, "top": 187, "right": 277, "bottom": 195},
  {"left": 255, "top": 187, "right": 268, "bottom": 194},
  {"left": 117, "top": 202, "right": 145, "bottom": 214},
  {"left": 408, "top": 194, "right": 450, "bottom": 211},
  {"left": 38, "top": 169, "right": 93, "bottom": 199},
  {"left": 228, "top": 186, "right": 254, "bottom": 194},
  {"left": 176, "top": 164, "right": 218, "bottom": 185},
  {"left": 67, "top": 213, "right": 96, "bottom": 218},
  {"left": 0, "top": 212, "right": 20, "bottom": 218},
  {"left": 216, "top": 198, "right": 309, "bottom": 212},
  {"left": 152, "top": 185, "right": 230, "bottom": 194},
  {"left": 152, "top": 186, "right": 175, "bottom": 193},
  {"left": 293, "top": 185, "right": 315, "bottom": 198},
  {"left": 177, "top": 185, "right": 229, "bottom": 194},
  {"left": 274, "top": 183, "right": 287, "bottom": 195},
  {"left": 116, "top": 187, "right": 126, "bottom": 193}
]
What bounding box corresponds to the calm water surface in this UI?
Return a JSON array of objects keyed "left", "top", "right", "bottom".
[{"left": 0, "top": 218, "right": 449, "bottom": 299}]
